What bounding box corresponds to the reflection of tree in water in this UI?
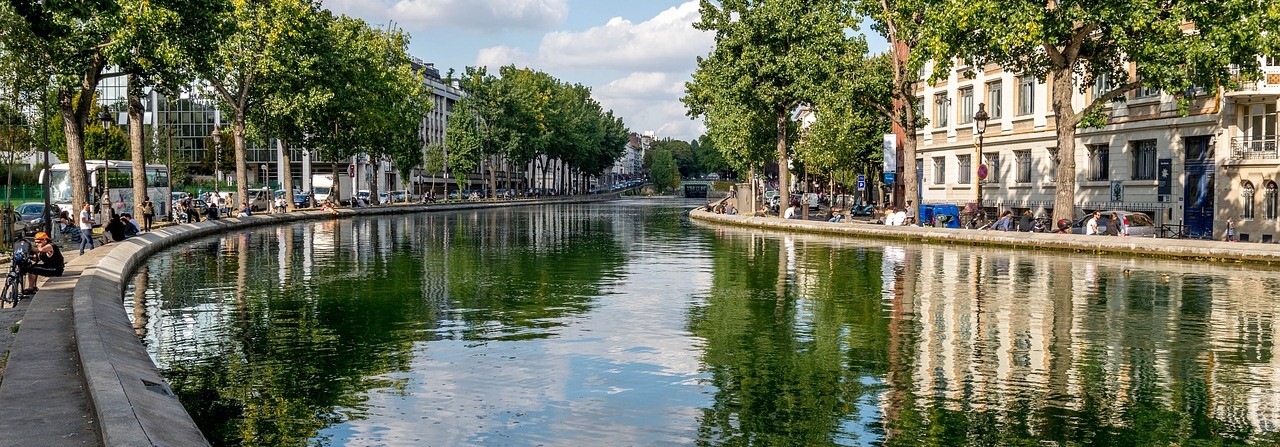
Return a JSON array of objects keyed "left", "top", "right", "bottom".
[
  {"left": 690, "top": 231, "right": 889, "bottom": 445},
  {"left": 138, "top": 205, "right": 630, "bottom": 446}
]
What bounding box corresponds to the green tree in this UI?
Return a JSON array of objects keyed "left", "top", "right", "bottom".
[
  {"left": 649, "top": 149, "right": 680, "bottom": 193},
  {"left": 925, "top": 0, "right": 1280, "bottom": 222},
  {"left": 853, "top": 1, "right": 938, "bottom": 212},
  {"left": 3, "top": 0, "right": 121, "bottom": 213},
  {"left": 107, "top": 0, "right": 229, "bottom": 217},
  {"left": 685, "top": 0, "right": 850, "bottom": 209},
  {"left": 650, "top": 138, "right": 695, "bottom": 178},
  {"left": 204, "top": 0, "right": 318, "bottom": 206}
]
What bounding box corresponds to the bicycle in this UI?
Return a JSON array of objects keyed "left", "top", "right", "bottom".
[{"left": 2, "top": 237, "right": 33, "bottom": 308}]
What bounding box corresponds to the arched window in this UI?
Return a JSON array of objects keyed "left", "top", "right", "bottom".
[
  {"left": 1267, "top": 181, "right": 1278, "bottom": 220},
  {"left": 1242, "top": 181, "right": 1256, "bottom": 219}
]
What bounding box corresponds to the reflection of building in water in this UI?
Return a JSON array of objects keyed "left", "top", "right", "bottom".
[
  {"left": 1204, "top": 276, "right": 1280, "bottom": 434},
  {"left": 881, "top": 244, "right": 1280, "bottom": 438}
]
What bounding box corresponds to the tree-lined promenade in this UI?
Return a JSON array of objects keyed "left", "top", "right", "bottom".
[
  {"left": 0, "top": 0, "right": 628, "bottom": 222},
  {"left": 684, "top": 0, "right": 1280, "bottom": 223}
]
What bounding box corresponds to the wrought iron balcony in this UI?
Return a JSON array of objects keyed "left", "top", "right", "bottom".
[{"left": 1231, "top": 136, "right": 1279, "bottom": 160}]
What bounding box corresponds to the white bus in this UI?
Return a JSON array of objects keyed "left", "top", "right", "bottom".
[{"left": 42, "top": 161, "right": 171, "bottom": 219}]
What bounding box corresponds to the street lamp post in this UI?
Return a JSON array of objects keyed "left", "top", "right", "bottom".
[
  {"left": 973, "top": 103, "right": 991, "bottom": 211},
  {"left": 211, "top": 126, "right": 222, "bottom": 203},
  {"left": 97, "top": 110, "right": 114, "bottom": 220}
]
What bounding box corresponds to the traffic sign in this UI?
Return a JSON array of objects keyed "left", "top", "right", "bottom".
[
  {"left": 856, "top": 175, "right": 866, "bottom": 191},
  {"left": 883, "top": 173, "right": 895, "bottom": 184},
  {"left": 347, "top": 164, "right": 356, "bottom": 178},
  {"left": 977, "top": 163, "right": 989, "bottom": 181}
]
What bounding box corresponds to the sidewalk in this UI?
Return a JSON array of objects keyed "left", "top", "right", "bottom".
[{"left": 0, "top": 242, "right": 103, "bottom": 447}]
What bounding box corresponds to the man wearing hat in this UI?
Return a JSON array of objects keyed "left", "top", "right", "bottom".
[{"left": 21, "top": 232, "right": 65, "bottom": 295}]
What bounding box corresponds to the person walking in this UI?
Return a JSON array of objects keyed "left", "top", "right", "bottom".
[
  {"left": 140, "top": 196, "right": 155, "bottom": 232},
  {"left": 78, "top": 202, "right": 96, "bottom": 255},
  {"left": 1224, "top": 217, "right": 1236, "bottom": 242}
]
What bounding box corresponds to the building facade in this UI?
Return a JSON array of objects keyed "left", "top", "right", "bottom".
[{"left": 912, "top": 58, "right": 1280, "bottom": 241}]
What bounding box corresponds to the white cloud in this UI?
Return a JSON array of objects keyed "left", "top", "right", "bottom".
[
  {"left": 595, "top": 72, "right": 704, "bottom": 141},
  {"left": 534, "top": 2, "right": 711, "bottom": 72},
  {"left": 474, "top": 46, "right": 530, "bottom": 68},
  {"left": 326, "top": 0, "right": 568, "bottom": 32}
]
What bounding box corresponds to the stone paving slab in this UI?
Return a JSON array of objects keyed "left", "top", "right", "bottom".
[{"left": 689, "top": 208, "right": 1280, "bottom": 264}]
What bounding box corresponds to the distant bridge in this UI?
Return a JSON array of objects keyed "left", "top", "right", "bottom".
[{"left": 681, "top": 180, "right": 712, "bottom": 198}]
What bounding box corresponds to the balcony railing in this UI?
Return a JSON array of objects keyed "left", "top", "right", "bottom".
[{"left": 1231, "top": 136, "right": 1280, "bottom": 160}]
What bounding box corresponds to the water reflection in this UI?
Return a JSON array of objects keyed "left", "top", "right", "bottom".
[
  {"left": 700, "top": 226, "right": 1280, "bottom": 446},
  {"left": 125, "top": 202, "right": 1280, "bottom": 446}
]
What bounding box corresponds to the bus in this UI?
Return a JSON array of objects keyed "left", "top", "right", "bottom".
[{"left": 42, "top": 161, "right": 171, "bottom": 219}]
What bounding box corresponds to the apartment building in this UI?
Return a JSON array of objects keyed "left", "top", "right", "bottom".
[{"left": 912, "top": 59, "right": 1280, "bottom": 241}]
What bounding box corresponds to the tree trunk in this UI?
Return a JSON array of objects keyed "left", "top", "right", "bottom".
[
  {"left": 128, "top": 74, "right": 148, "bottom": 219},
  {"left": 1050, "top": 68, "right": 1080, "bottom": 223},
  {"left": 59, "top": 97, "right": 90, "bottom": 214},
  {"left": 281, "top": 140, "right": 294, "bottom": 211},
  {"left": 776, "top": 111, "right": 790, "bottom": 214},
  {"left": 369, "top": 156, "right": 379, "bottom": 206},
  {"left": 487, "top": 155, "right": 497, "bottom": 199},
  {"left": 901, "top": 130, "right": 918, "bottom": 214},
  {"left": 233, "top": 114, "right": 248, "bottom": 211}
]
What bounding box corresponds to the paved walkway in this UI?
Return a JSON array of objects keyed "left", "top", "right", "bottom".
[
  {"left": 689, "top": 208, "right": 1280, "bottom": 264},
  {"left": 0, "top": 243, "right": 104, "bottom": 447}
]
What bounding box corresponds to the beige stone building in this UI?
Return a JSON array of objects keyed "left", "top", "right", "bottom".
[{"left": 910, "top": 59, "right": 1280, "bottom": 241}]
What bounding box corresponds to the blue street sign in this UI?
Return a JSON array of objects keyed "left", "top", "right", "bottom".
[
  {"left": 883, "top": 173, "right": 895, "bottom": 185},
  {"left": 856, "top": 175, "right": 866, "bottom": 191}
]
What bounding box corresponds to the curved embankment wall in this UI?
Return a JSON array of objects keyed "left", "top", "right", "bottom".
[
  {"left": 79, "top": 196, "right": 615, "bottom": 446},
  {"left": 688, "top": 208, "right": 1280, "bottom": 264}
]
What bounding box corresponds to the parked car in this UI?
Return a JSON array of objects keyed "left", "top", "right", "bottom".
[
  {"left": 764, "top": 190, "right": 780, "bottom": 211},
  {"left": 16, "top": 202, "right": 55, "bottom": 233},
  {"left": 1071, "top": 210, "right": 1157, "bottom": 237},
  {"left": 389, "top": 190, "right": 407, "bottom": 203},
  {"left": 293, "top": 191, "right": 313, "bottom": 208},
  {"left": 801, "top": 193, "right": 820, "bottom": 210}
]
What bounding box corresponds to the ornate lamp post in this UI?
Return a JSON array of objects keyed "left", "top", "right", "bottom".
[
  {"left": 211, "top": 126, "right": 222, "bottom": 201},
  {"left": 973, "top": 103, "right": 990, "bottom": 209},
  {"left": 97, "top": 110, "right": 114, "bottom": 219}
]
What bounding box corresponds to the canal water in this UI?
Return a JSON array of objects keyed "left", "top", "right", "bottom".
[{"left": 125, "top": 200, "right": 1280, "bottom": 446}]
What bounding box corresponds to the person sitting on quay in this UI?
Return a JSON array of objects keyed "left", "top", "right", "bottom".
[
  {"left": 19, "top": 232, "right": 64, "bottom": 296},
  {"left": 724, "top": 201, "right": 737, "bottom": 215},
  {"left": 1085, "top": 211, "right": 1101, "bottom": 235},
  {"left": 1106, "top": 212, "right": 1123, "bottom": 236},
  {"left": 103, "top": 211, "right": 127, "bottom": 243},
  {"left": 237, "top": 201, "right": 252, "bottom": 218},
  {"left": 992, "top": 211, "right": 1014, "bottom": 231},
  {"left": 783, "top": 200, "right": 801, "bottom": 220},
  {"left": 120, "top": 214, "right": 140, "bottom": 238}
]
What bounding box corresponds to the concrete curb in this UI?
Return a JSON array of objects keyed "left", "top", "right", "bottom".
[
  {"left": 75, "top": 196, "right": 615, "bottom": 447},
  {"left": 688, "top": 208, "right": 1280, "bottom": 264}
]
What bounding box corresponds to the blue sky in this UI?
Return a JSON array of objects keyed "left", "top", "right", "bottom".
[{"left": 326, "top": 0, "right": 888, "bottom": 142}]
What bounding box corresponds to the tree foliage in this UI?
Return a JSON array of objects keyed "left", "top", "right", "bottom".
[
  {"left": 649, "top": 149, "right": 680, "bottom": 193},
  {"left": 685, "top": 0, "right": 853, "bottom": 204}
]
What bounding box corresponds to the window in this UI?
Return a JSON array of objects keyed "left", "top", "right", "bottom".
[
  {"left": 1017, "top": 76, "right": 1036, "bottom": 116},
  {"left": 1135, "top": 85, "right": 1160, "bottom": 98},
  {"left": 933, "top": 157, "right": 946, "bottom": 184},
  {"left": 914, "top": 96, "right": 925, "bottom": 127},
  {"left": 934, "top": 93, "right": 950, "bottom": 127},
  {"left": 1013, "top": 151, "right": 1032, "bottom": 183},
  {"left": 1047, "top": 148, "right": 1059, "bottom": 182},
  {"left": 1131, "top": 140, "right": 1157, "bottom": 180},
  {"left": 1243, "top": 181, "right": 1257, "bottom": 219},
  {"left": 983, "top": 153, "right": 1001, "bottom": 183},
  {"left": 1267, "top": 181, "right": 1278, "bottom": 220},
  {"left": 1091, "top": 74, "right": 1109, "bottom": 101},
  {"left": 958, "top": 154, "right": 971, "bottom": 184},
  {"left": 986, "top": 81, "right": 1003, "bottom": 119},
  {"left": 1088, "top": 144, "right": 1110, "bottom": 181},
  {"left": 959, "top": 88, "right": 974, "bottom": 124}
]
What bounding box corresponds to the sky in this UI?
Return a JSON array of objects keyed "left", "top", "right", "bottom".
[{"left": 324, "top": 0, "right": 888, "bottom": 142}]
